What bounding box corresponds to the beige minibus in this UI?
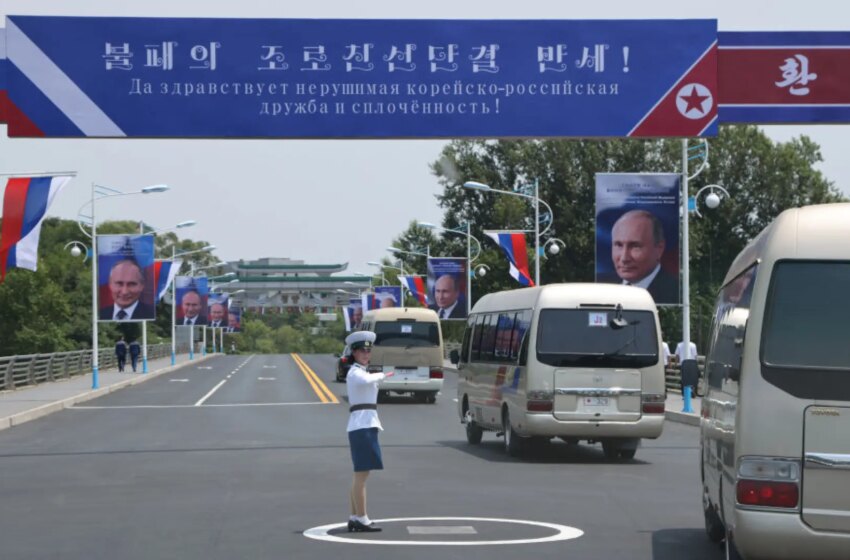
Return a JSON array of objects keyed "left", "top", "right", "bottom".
[
  {"left": 451, "top": 283, "right": 665, "bottom": 460},
  {"left": 358, "top": 307, "right": 444, "bottom": 403},
  {"left": 700, "top": 203, "right": 850, "bottom": 560}
]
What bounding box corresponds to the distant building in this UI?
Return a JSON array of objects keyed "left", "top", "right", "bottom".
[{"left": 217, "top": 258, "right": 369, "bottom": 318}]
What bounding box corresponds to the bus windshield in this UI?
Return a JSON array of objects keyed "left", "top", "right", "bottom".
[
  {"left": 536, "top": 309, "right": 659, "bottom": 368},
  {"left": 374, "top": 320, "right": 440, "bottom": 348}
]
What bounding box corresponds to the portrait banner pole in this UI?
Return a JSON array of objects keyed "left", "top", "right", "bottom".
[
  {"left": 467, "top": 221, "right": 472, "bottom": 316},
  {"left": 681, "top": 139, "right": 692, "bottom": 385},
  {"left": 202, "top": 325, "right": 207, "bottom": 356},
  {"left": 189, "top": 324, "right": 194, "bottom": 360},
  {"left": 139, "top": 222, "right": 148, "bottom": 373},
  {"left": 171, "top": 245, "right": 176, "bottom": 365},
  {"left": 90, "top": 183, "right": 99, "bottom": 389}
]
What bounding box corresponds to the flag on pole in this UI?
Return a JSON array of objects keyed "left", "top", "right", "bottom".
[
  {"left": 154, "top": 259, "right": 182, "bottom": 301},
  {"left": 484, "top": 231, "right": 535, "bottom": 287},
  {"left": 400, "top": 275, "right": 428, "bottom": 306},
  {"left": 0, "top": 27, "right": 7, "bottom": 124},
  {"left": 0, "top": 175, "right": 72, "bottom": 283}
]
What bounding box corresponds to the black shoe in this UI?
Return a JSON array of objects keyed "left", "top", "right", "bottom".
[{"left": 349, "top": 519, "right": 381, "bottom": 532}]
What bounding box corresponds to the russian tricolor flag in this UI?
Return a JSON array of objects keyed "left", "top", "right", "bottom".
[
  {"left": 484, "top": 231, "right": 535, "bottom": 287},
  {"left": 0, "top": 175, "right": 72, "bottom": 283},
  {"left": 400, "top": 275, "right": 428, "bottom": 306},
  {"left": 154, "top": 259, "right": 182, "bottom": 302},
  {"left": 0, "top": 27, "right": 7, "bottom": 124}
]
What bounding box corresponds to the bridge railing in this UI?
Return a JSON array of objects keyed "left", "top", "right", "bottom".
[{"left": 0, "top": 343, "right": 190, "bottom": 392}]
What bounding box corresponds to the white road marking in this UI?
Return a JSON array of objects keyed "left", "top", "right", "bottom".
[
  {"left": 262, "top": 365, "right": 277, "bottom": 369},
  {"left": 71, "top": 402, "right": 328, "bottom": 410},
  {"left": 407, "top": 526, "right": 477, "bottom": 535},
  {"left": 169, "top": 379, "right": 189, "bottom": 383},
  {"left": 197, "top": 367, "right": 212, "bottom": 370},
  {"left": 257, "top": 377, "right": 276, "bottom": 381},
  {"left": 303, "top": 517, "right": 583, "bottom": 546},
  {"left": 195, "top": 379, "right": 227, "bottom": 406}
]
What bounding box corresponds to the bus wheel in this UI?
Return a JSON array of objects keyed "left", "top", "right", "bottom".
[
  {"left": 464, "top": 410, "right": 484, "bottom": 445},
  {"left": 503, "top": 409, "right": 524, "bottom": 457},
  {"left": 602, "top": 440, "right": 636, "bottom": 461}
]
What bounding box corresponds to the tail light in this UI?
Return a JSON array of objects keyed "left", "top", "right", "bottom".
[
  {"left": 736, "top": 457, "right": 800, "bottom": 510},
  {"left": 429, "top": 367, "right": 444, "bottom": 379},
  {"left": 340, "top": 357, "right": 348, "bottom": 364},
  {"left": 641, "top": 393, "right": 665, "bottom": 414},
  {"left": 527, "top": 390, "right": 553, "bottom": 413}
]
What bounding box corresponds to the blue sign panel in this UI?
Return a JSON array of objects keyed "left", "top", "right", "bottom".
[{"left": 4, "top": 17, "right": 717, "bottom": 138}]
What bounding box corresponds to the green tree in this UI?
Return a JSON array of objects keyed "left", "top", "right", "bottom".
[{"left": 429, "top": 126, "right": 845, "bottom": 346}]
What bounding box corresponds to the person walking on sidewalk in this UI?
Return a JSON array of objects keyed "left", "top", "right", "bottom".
[
  {"left": 345, "top": 330, "right": 395, "bottom": 533},
  {"left": 114, "top": 337, "right": 128, "bottom": 372},
  {"left": 129, "top": 339, "right": 141, "bottom": 372}
]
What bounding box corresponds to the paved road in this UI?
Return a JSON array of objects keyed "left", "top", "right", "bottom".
[{"left": 0, "top": 354, "right": 722, "bottom": 560}]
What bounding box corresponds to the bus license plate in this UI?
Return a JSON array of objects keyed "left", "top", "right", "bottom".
[
  {"left": 395, "top": 367, "right": 421, "bottom": 378},
  {"left": 583, "top": 397, "right": 609, "bottom": 406}
]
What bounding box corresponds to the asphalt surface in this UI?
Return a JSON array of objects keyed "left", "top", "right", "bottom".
[{"left": 0, "top": 354, "right": 723, "bottom": 560}]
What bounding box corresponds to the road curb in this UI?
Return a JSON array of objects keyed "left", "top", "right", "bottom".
[
  {"left": 0, "top": 354, "right": 218, "bottom": 431},
  {"left": 665, "top": 410, "right": 700, "bottom": 426}
]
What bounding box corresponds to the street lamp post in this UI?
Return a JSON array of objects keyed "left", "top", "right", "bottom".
[
  {"left": 139, "top": 219, "right": 195, "bottom": 373},
  {"left": 166, "top": 244, "right": 216, "bottom": 365},
  {"left": 464, "top": 179, "right": 554, "bottom": 286},
  {"left": 78, "top": 183, "right": 169, "bottom": 389},
  {"left": 418, "top": 221, "right": 483, "bottom": 315}
]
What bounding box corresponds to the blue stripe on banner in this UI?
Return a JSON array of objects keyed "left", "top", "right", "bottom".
[
  {"left": 19, "top": 177, "right": 52, "bottom": 239},
  {"left": 719, "top": 31, "right": 850, "bottom": 47},
  {"left": 6, "top": 63, "right": 82, "bottom": 136},
  {"left": 499, "top": 234, "right": 517, "bottom": 264},
  {"left": 6, "top": 248, "right": 16, "bottom": 269},
  {"left": 718, "top": 105, "right": 850, "bottom": 123}
]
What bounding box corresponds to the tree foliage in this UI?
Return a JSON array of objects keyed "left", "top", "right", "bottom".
[{"left": 385, "top": 126, "right": 845, "bottom": 345}]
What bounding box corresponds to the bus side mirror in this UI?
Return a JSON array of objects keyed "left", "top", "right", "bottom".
[{"left": 449, "top": 349, "right": 460, "bottom": 365}]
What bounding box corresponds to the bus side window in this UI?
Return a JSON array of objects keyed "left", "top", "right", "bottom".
[
  {"left": 480, "top": 314, "right": 497, "bottom": 362},
  {"left": 460, "top": 316, "right": 474, "bottom": 364},
  {"left": 471, "top": 314, "right": 486, "bottom": 362},
  {"left": 513, "top": 309, "right": 532, "bottom": 365}
]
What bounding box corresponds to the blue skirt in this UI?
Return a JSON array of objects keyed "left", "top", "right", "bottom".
[{"left": 348, "top": 428, "right": 383, "bottom": 472}]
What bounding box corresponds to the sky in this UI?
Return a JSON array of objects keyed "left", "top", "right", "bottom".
[{"left": 1, "top": 1, "right": 848, "bottom": 273}]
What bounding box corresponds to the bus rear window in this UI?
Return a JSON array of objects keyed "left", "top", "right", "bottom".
[
  {"left": 536, "top": 309, "right": 658, "bottom": 368},
  {"left": 762, "top": 261, "right": 850, "bottom": 370},
  {"left": 374, "top": 321, "right": 440, "bottom": 347}
]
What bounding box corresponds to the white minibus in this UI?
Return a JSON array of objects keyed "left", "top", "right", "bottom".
[
  {"left": 700, "top": 203, "right": 850, "bottom": 560},
  {"left": 358, "top": 307, "right": 444, "bottom": 403},
  {"left": 452, "top": 283, "right": 665, "bottom": 460}
]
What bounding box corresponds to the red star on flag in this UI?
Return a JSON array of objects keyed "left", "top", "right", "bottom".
[{"left": 679, "top": 86, "right": 710, "bottom": 115}]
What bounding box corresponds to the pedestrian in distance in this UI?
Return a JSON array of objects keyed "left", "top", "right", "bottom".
[
  {"left": 129, "top": 339, "right": 141, "bottom": 372},
  {"left": 345, "top": 330, "right": 395, "bottom": 533},
  {"left": 115, "top": 336, "right": 128, "bottom": 372}
]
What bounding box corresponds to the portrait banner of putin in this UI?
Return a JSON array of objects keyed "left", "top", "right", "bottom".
[
  {"left": 595, "top": 173, "right": 680, "bottom": 305},
  {"left": 97, "top": 234, "right": 156, "bottom": 321},
  {"left": 175, "top": 276, "right": 209, "bottom": 326},
  {"left": 426, "top": 257, "right": 468, "bottom": 320},
  {"left": 208, "top": 293, "right": 230, "bottom": 329},
  {"left": 374, "top": 286, "right": 402, "bottom": 309}
]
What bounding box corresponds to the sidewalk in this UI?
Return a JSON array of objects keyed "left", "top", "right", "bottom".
[{"left": 0, "top": 352, "right": 217, "bottom": 431}]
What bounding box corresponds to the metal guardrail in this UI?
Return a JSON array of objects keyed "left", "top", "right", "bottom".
[{"left": 0, "top": 343, "right": 190, "bottom": 392}]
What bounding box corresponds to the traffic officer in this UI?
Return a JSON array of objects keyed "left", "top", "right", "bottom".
[{"left": 345, "top": 330, "right": 394, "bottom": 533}]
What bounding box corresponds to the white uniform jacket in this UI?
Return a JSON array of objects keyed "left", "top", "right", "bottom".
[{"left": 346, "top": 362, "right": 386, "bottom": 432}]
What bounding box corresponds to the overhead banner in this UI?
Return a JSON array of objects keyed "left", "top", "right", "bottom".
[
  {"left": 0, "top": 27, "right": 7, "bottom": 123},
  {"left": 175, "top": 275, "right": 208, "bottom": 326},
  {"left": 427, "top": 257, "right": 468, "bottom": 320},
  {"left": 595, "top": 173, "right": 680, "bottom": 305},
  {"left": 97, "top": 234, "right": 156, "bottom": 321},
  {"left": 4, "top": 16, "right": 717, "bottom": 138},
  {"left": 718, "top": 32, "right": 850, "bottom": 123}
]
